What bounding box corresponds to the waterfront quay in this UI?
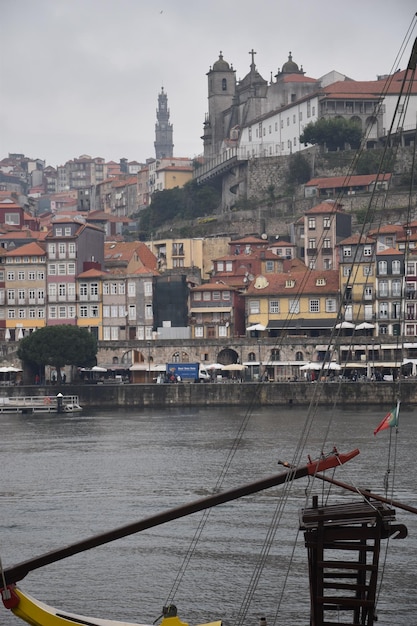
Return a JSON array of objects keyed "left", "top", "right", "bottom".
[{"left": 2, "top": 379, "right": 417, "bottom": 409}]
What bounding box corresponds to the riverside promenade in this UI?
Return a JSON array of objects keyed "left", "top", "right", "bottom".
[{"left": 2, "top": 380, "right": 416, "bottom": 409}]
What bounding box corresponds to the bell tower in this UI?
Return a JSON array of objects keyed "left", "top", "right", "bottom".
[
  {"left": 203, "top": 52, "right": 236, "bottom": 158},
  {"left": 154, "top": 87, "right": 174, "bottom": 159}
]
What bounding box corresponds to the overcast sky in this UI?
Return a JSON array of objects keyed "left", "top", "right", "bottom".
[{"left": 1, "top": 1, "right": 416, "bottom": 168}]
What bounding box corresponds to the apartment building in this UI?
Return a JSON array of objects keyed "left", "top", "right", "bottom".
[
  {"left": 1, "top": 242, "right": 47, "bottom": 341},
  {"left": 46, "top": 217, "right": 105, "bottom": 326}
]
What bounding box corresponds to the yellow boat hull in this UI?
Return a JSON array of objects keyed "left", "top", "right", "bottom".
[{"left": 3, "top": 587, "right": 222, "bottom": 626}]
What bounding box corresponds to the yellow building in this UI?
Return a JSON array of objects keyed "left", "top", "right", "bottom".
[
  {"left": 338, "top": 234, "right": 376, "bottom": 324},
  {"left": 245, "top": 268, "right": 340, "bottom": 337},
  {"left": 1, "top": 241, "right": 47, "bottom": 341},
  {"left": 147, "top": 236, "right": 230, "bottom": 280}
]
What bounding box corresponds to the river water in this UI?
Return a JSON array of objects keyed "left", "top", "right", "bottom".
[{"left": 1, "top": 405, "right": 416, "bottom": 626}]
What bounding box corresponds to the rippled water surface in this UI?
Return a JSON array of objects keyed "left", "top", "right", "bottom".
[{"left": 1, "top": 405, "right": 416, "bottom": 626}]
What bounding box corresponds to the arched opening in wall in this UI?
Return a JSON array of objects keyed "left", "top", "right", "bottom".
[
  {"left": 295, "top": 351, "right": 304, "bottom": 361},
  {"left": 218, "top": 347, "right": 239, "bottom": 364},
  {"left": 122, "top": 350, "right": 133, "bottom": 365}
]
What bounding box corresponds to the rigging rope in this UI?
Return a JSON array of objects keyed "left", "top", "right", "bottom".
[{"left": 162, "top": 15, "right": 417, "bottom": 626}]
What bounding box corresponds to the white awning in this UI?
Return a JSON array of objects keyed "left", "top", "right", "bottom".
[{"left": 189, "top": 307, "right": 232, "bottom": 313}]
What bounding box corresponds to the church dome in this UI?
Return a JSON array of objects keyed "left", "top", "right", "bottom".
[
  {"left": 281, "top": 52, "right": 299, "bottom": 73},
  {"left": 212, "top": 52, "right": 231, "bottom": 71}
]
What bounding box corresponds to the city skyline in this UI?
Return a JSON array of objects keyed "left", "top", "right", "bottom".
[{"left": 1, "top": 1, "right": 416, "bottom": 167}]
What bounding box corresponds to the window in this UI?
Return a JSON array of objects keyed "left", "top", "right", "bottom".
[
  {"left": 308, "top": 238, "right": 316, "bottom": 249},
  {"left": 58, "top": 243, "right": 66, "bottom": 257},
  {"left": 325, "top": 298, "right": 336, "bottom": 313},
  {"left": 91, "top": 305, "right": 99, "bottom": 317},
  {"left": 225, "top": 261, "right": 233, "bottom": 272},
  {"left": 49, "top": 306, "right": 57, "bottom": 319},
  {"left": 68, "top": 263, "right": 76, "bottom": 275},
  {"left": 323, "top": 216, "right": 331, "bottom": 228},
  {"left": 145, "top": 304, "right": 153, "bottom": 319},
  {"left": 271, "top": 349, "right": 280, "bottom": 361},
  {"left": 103, "top": 283, "right": 110, "bottom": 295},
  {"left": 363, "top": 266, "right": 373, "bottom": 276},
  {"left": 128, "top": 282, "right": 136, "bottom": 296},
  {"left": 193, "top": 292, "right": 202, "bottom": 302},
  {"left": 203, "top": 291, "right": 211, "bottom": 301},
  {"left": 392, "top": 279, "right": 402, "bottom": 297},
  {"left": 79, "top": 305, "right": 88, "bottom": 317},
  {"left": 103, "top": 305, "right": 110, "bottom": 317},
  {"left": 58, "top": 264, "right": 66, "bottom": 275},
  {"left": 28, "top": 271, "right": 36, "bottom": 280},
  {"left": 249, "top": 300, "right": 260, "bottom": 314},
  {"left": 379, "top": 324, "right": 388, "bottom": 335},
  {"left": 222, "top": 291, "right": 231, "bottom": 301},
  {"left": 308, "top": 217, "right": 316, "bottom": 230},
  {"left": 364, "top": 245, "right": 372, "bottom": 256},
  {"left": 144, "top": 282, "right": 152, "bottom": 296},
  {"left": 18, "top": 271, "right": 25, "bottom": 280},
  {"left": 7, "top": 271, "right": 15, "bottom": 280},
  {"left": 195, "top": 326, "right": 204, "bottom": 338},
  {"left": 111, "top": 283, "right": 117, "bottom": 295},
  {"left": 90, "top": 283, "right": 98, "bottom": 296},
  {"left": 309, "top": 299, "right": 320, "bottom": 313},
  {"left": 212, "top": 291, "right": 221, "bottom": 301},
  {"left": 378, "top": 260, "right": 387, "bottom": 275},
  {"left": 172, "top": 242, "right": 184, "bottom": 256},
  {"left": 265, "top": 260, "right": 274, "bottom": 272},
  {"left": 379, "top": 302, "right": 388, "bottom": 318},
  {"left": 5, "top": 213, "right": 19, "bottom": 225},
  {"left": 128, "top": 304, "right": 136, "bottom": 320},
  {"left": 364, "top": 286, "right": 373, "bottom": 300},
  {"left": 58, "top": 284, "right": 66, "bottom": 297},
  {"left": 218, "top": 326, "right": 227, "bottom": 337},
  {"left": 222, "top": 78, "right": 227, "bottom": 91},
  {"left": 378, "top": 280, "right": 388, "bottom": 297},
  {"left": 323, "top": 238, "right": 331, "bottom": 249},
  {"left": 392, "top": 260, "right": 401, "bottom": 275},
  {"left": 289, "top": 299, "right": 300, "bottom": 314},
  {"left": 48, "top": 264, "right": 56, "bottom": 275},
  {"left": 343, "top": 247, "right": 352, "bottom": 257},
  {"left": 269, "top": 299, "right": 279, "bottom": 313}
]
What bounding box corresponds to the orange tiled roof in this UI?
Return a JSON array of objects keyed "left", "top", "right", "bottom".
[
  {"left": 306, "top": 174, "right": 391, "bottom": 188},
  {"left": 246, "top": 268, "right": 340, "bottom": 295},
  {"left": 5, "top": 241, "right": 46, "bottom": 256}
]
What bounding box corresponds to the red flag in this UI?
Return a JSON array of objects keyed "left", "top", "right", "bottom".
[{"left": 374, "top": 407, "right": 398, "bottom": 435}]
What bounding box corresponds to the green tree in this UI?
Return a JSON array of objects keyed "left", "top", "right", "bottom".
[
  {"left": 18, "top": 325, "right": 97, "bottom": 382},
  {"left": 287, "top": 152, "right": 311, "bottom": 185},
  {"left": 300, "top": 118, "right": 362, "bottom": 151}
]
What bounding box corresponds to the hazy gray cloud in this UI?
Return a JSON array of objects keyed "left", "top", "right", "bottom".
[{"left": 1, "top": 0, "right": 416, "bottom": 166}]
